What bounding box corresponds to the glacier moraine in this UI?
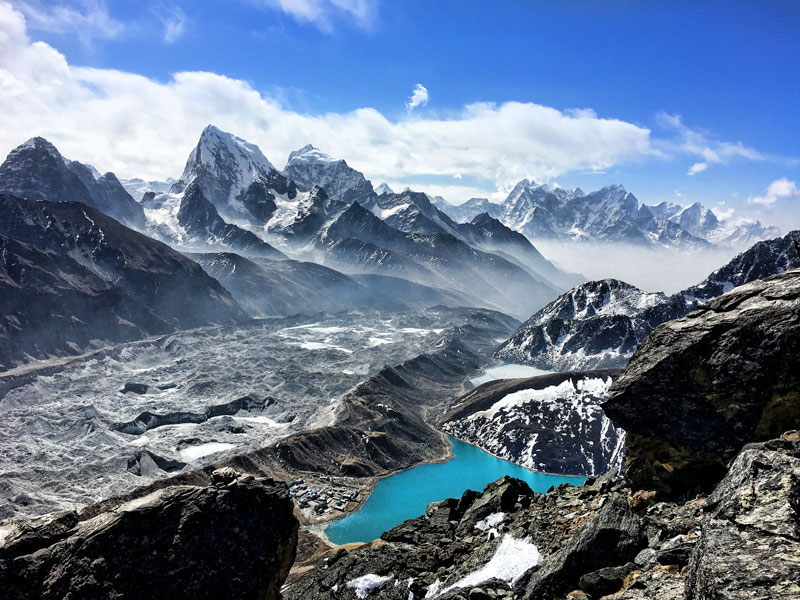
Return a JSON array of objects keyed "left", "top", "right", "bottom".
[{"left": 0, "top": 308, "right": 468, "bottom": 519}]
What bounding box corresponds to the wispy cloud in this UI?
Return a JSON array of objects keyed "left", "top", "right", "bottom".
[
  {"left": 151, "top": 3, "right": 187, "bottom": 44},
  {"left": 748, "top": 178, "right": 799, "bottom": 206},
  {"left": 406, "top": 83, "right": 428, "bottom": 111},
  {"left": 11, "top": 0, "right": 123, "bottom": 47},
  {"left": 657, "top": 112, "right": 764, "bottom": 176},
  {"left": 248, "top": 0, "right": 379, "bottom": 33},
  {"left": 687, "top": 161, "right": 708, "bottom": 176}
]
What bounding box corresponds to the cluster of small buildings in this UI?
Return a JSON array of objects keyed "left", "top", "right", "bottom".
[{"left": 286, "top": 477, "right": 361, "bottom": 516}]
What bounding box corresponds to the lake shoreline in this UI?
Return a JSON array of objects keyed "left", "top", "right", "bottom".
[{"left": 323, "top": 435, "right": 587, "bottom": 546}]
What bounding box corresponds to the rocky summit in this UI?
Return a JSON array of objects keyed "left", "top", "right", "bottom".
[
  {"left": 604, "top": 268, "right": 800, "bottom": 498},
  {"left": 0, "top": 468, "right": 298, "bottom": 600}
]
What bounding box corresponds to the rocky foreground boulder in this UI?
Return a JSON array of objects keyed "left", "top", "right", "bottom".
[
  {"left": 604, "top": 268, "right": 800, "bottom": 498},
  {"left": 686, "top": 433, "right": 800, "bottom": 599},
  {"left": 0, "top": 468, "right": 298, "bottom": 600}
]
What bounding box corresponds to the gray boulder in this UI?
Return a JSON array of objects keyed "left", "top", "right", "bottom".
[
  {"left": 0, "top": 469, "right": 298, "bottom": 600},
  {"left": 604, "top": 269, "right": 800, "bottom": 498},
  {"left": 685, "top": 435, "right": 800, "bottom": 599}
]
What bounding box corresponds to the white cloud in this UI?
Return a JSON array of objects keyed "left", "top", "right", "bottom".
[
  {"left": 657, "top": 112, "right": 764, "bottom": 176},
  {"left": 712, "top": 202, "right": 735, "bottom": 221},
  {"left": 0, "top": 2, "right": 659, "bottom": 197},
  {"left": 152, "top": 3, "right": 186, "bottom": 44},
  {"left": 748, "top": 178, "right": 800, "bottom": 206},
  {"left": 406, "top": 83, "right": 428, "bottom": 111},
  {"left": 11, "top": 0, "right": 123, "bottom": 47},
  {"left": 249, "top": 0, "right": 378, "bottom": 32},
  {"left": 687, "top": 162, "right": 708, "bottom": 176}
]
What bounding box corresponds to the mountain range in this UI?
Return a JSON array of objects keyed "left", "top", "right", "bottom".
[
  {"left": 0, "top": 124, "right": 789, "bottom": 367},
  {"left": 433, "top": 179, "right": 779, "bottom": 250}
]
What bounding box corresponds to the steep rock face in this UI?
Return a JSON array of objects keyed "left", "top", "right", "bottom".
[
  {"left": 495, "top": 279, "right": 682, "bottom": 370},
  {"left": 0, "top": 194, "right": 246, "bottom": 366},
  {"left": 0, "top": 468, "right": 298, "bottom": 600},
  {"left": 604, "top": 269, "right": 800, "bottom": 498},
  {"left": 686, "top": 435, "right": 800, "bottom": 599},
  {"left": 684, "top": 229, "right": 800, "bottom": 300},
  {"left": 497, "top": 230, "right": 800, "bottom": 371},
  {"left": 177, "top": 182, "right": 286, "bottom": 258},
  {"left": 318, "top": 202, "right": 560, "bottom": 319},
  {"left": 171, "top": 125, "right": 295, "bottom": 222},
  {"left": 440, "top": 370, "right": 625, "bottom": 476},
  {"left": 0, "top": 235, "right": 166, "bottom": 368},
  {"left": 0, "top": 137, "right": 145, "bottom": 228},
  {"left": 283, "top": 144, "right": 374, "bottom": 204}
]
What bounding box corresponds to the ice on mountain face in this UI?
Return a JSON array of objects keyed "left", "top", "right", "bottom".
[
  {"left": 469, "top": 364, "right": 552, "bottom": 386},
  {"left": 375, "top": 182, "right": 394, "bottom": 195},
  {"left": 283, "top": 144, "right": 374, "bottom": 204},
  {"left": 178, "top": 442, "right": 236, "bottom": 462},
  {"left": 192, "top": 125, "right": 276, "bottom": 175},
  {"left": 286, "top": 144, "right": 338, "bottom": 166}
]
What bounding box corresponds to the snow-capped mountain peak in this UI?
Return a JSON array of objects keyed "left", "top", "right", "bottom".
[
  {"left": 283, "top": 143, "right": 374, "bottom": 204},
  {"left": 180, "top": 124, "right": 277, "bottom": 183},
  {"left": 285, "top": 144, "right": 339, "bottom": 167},
  {"left": 170, "top": 125, "right": 293, "bottom": 223},
  {"left": 374, "top": 182, "right": 394, "bottom": 195}
]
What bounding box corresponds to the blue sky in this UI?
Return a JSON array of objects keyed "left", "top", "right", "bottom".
[{"left": 1, "top": 0, "right": 798, "bottom": 227}]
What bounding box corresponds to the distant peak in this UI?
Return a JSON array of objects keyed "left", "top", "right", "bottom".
[
  {"left": 286, "top": 144, "right": 339, "bottom": 167},
  {"left": 375, "top": 182, "right": 394, "bottom": 195}
]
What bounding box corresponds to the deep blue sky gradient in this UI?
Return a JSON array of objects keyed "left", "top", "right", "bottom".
[{"left": 19, "top": 1, "right": 800, "bottom": 217}]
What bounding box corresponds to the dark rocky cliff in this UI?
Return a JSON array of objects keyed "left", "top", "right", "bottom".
[
  {"left": 604, "top": 268, "right": 800, "bottom": 498},
  {"left": 0, "top": 468, "right": 298, "bottom": 600}
]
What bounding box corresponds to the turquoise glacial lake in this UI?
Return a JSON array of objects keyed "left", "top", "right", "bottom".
[{"left": 325, "top": 437, "right": 585, "bottom": 545}]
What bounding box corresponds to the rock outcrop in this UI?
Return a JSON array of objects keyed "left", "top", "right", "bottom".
[
  {"left": 286, "top": 471, "right": 710, "bottom": 599},
  {"left": 440, "top": 370, "right": 625, "bottom": 476},
  {"left": 604, "top": 268, "right": 800, "bottom": 498},
  {"left": 0, "top": 469, "right": 298, "bottom": 600},
  {"left": 686, "top": 434, "right": 800, "bottom": 599}
]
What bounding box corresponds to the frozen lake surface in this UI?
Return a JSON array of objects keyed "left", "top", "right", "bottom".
[{"left": 469, "top": 364, "right": 552, "bottom": 386}]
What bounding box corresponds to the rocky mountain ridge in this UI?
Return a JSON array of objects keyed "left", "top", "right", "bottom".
[
  {"left": 0, "top": 193, "right": 246, "bottom": 368},
  {"left": 0, "top": 468, "right": 298, "bottom": 600},
  {"left": 0, "top": 137, "right": 145, "bottom": 229},
  {"left": 497, "top": 229, "right": 800, "bottom": 370}
]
